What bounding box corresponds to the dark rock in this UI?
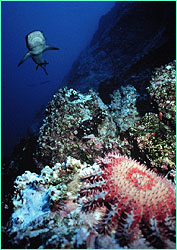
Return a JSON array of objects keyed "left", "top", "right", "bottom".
[{"left": 63, "top": 1, "right": 176, "bottom": 104}]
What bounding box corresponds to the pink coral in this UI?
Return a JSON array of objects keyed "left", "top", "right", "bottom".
[{"left": 79, "top": 152, "right": 176, "bottom": 248}]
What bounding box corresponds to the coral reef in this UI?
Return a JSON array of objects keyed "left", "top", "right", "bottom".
[
  {"left": 7, "top": 156, "right": 123, "bottom": 249},
  {"left": 127, "top": 61, "right": 176, "bottom": 178},
  {"left": 7, "top": 157, "right": 89, "bottom": 248},
  {"left": 35, "top": 88, "right": 118, "bottom": 167},
  {"left": 79, "top": 152, "right": 176, "bottom": 249},
  {"left": 35, "top": 60, "right": 176, "bottom": 186},
  {"left": 109, "top": 85, "right": 140, "bottom": 132},
  {"left": 129, "top": 112, "right": 176, "bottom": 177},
  {"left": 147, "top": 60, "right": 176, "bottom": 130},
  {"left": 7, "top": 153, "right": 176, "bottom": 249},
  {"left": 5, "top": 60, "right": 176, "bottom": 248}
]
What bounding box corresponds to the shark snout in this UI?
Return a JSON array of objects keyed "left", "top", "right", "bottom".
[{"left": 18, "top": 30, "right": 59, "bottom": 75}]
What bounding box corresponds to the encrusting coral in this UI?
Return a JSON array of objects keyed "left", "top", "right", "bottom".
[
  {"left": 109, "top": 85, "right": 140, "bottom": 132},
  {"left": 8, "top": 157, "right": 89, "bottom": 248},
  {"left": 129, "top": 112, "right": 176, "bottom": 178},
  {"left": 35, "top": 88, "right": 118, "bottom": 167},
  {"left": 127, "top": 61, "right": 176, "bottom": 179},
  {"left": 147, "top": 60, "right": 176, "bottom": 129}
]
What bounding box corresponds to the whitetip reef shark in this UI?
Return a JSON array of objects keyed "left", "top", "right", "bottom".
[{"left": 18, "top": 30, "right": 59, "bottom": 75}]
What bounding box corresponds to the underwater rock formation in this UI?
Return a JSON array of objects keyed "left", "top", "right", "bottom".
[
  {"left": 35, "top": 88, "right": 118, "bottom": 167},
  {"left": 8, "top": 153, "right": 176, "bottom": 248},
  {"left": 35, "top": 61, "right": 176, "bottom": 178},
  {"left": 128, "top": 61, "right": 176, "bottom": 179},
  {"left": 129, "top": 112, "right": 176, "bottom": 178},
  {"left": 147, "top": 60, "right": 176, "bottom": 130},
  {"left": 109, "top": 85, "right": 141, "bottom": 132},
  {"left": 62, "top": 1, "right": 176, "bottom": 104},
  {"left": 7, "top": 157, "right": 85, "bottom": 248},
  {"left": 1, "top": 135, "right": 38, "bottom": 239}
]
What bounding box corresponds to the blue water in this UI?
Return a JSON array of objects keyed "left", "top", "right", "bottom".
[{"left": 2, "top": 1, "right": 115, "bottom": 158}]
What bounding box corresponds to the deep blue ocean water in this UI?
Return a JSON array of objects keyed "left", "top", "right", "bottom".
[{"left": 2, "top": 1, "right": 115, "bottom": 158}]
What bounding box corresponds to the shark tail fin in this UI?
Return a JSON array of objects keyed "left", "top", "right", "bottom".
[{"left": 18, "top": 51, "right": 31, "bottom": 67}]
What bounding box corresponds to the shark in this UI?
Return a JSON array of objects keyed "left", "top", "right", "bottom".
[{"left": 18, "top": 30, "right": 59, "bottom": 75}]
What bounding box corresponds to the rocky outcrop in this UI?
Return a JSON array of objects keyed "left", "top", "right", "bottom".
[
  {"left": 35, "top": 88, "right": 118, "bottom": 167},
  {"left": 63, "top": 1, "right": 176, "bottom": 103}
]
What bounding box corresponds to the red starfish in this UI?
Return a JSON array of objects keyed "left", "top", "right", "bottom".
[{"left": 79, "top": 152, "right": 176, "bottom": 248}]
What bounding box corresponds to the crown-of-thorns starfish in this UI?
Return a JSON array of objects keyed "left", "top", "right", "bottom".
[{"left": 79, "top": 152, "right": 176, "bottom": 249}]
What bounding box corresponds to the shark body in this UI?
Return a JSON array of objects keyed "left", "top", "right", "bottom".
[{"left": 18, "top": 31, "right": 59, "bottom": 75}]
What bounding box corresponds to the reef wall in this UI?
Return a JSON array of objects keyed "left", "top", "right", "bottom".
[{"left": 62, "top": 1, "right": 176, "bottom": 103}]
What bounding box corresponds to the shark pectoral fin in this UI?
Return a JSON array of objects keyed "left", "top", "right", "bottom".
[
  {"left": 44, "top": 60, "right": 49, "bottom": 65},
  {"left": 18, "top": 51, "right": 31, "bottom": 67},
  {"left": 44, "top": 45, "right": 59, "bottom": 52}
]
